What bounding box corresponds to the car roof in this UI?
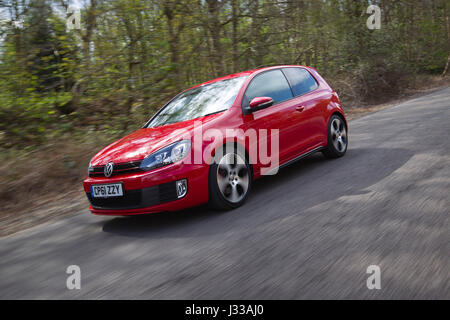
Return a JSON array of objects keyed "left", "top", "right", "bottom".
[{"left": 187, "top": 65, "right": 309, "bottom": 90}]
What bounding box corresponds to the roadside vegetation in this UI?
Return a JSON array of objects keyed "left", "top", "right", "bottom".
[{"left": 0, "top": 0, "right": 449, "bottom": 235}]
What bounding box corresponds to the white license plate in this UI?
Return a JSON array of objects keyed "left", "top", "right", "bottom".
[{"left": 91, "top": 183, "right": 123, "bottom": 198}]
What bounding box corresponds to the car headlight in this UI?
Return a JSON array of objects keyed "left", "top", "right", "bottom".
[{"left": 140, "top": 140, "right": 191, "bottom": 171}]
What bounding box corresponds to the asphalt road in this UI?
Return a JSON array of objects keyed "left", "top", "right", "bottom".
[{"left": 1, "top": 88, "right": 449, "bottom": 299}]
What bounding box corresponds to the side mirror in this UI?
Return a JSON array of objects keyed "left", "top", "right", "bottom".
[{"left": 246, "top": 97, "right": 274, "bottom": 114}]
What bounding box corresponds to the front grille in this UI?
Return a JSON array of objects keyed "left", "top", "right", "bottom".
[
  {"left": 86, "top": 181, "right": 179, "bottom": 210},
  {"left": 89, "top": 161, "right": 142, "bottom": 177}
]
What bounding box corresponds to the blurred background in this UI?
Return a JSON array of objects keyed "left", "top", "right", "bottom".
[{"left": 0, "top": 0, "right": 449, "bottom": 235}]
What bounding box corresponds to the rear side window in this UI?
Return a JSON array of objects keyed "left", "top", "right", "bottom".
[
  {"left": 243, "top": 69, "right": 293, "bottom": 107},
  {"left": 283, "top": 67, "right": 318, "bottom": 97}
]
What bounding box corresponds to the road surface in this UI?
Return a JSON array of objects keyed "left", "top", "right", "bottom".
[{"left": 1, "top": 88, "right": 449, "bottom": 299}]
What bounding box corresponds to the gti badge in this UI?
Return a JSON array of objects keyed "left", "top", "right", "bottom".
[{"left": 104, "top": 162, "right": 114, "bottom": 178}]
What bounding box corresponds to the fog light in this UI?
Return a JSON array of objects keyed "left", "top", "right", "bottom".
[{"left": 176, "top": 179, "right": 188, "bottom": 198}]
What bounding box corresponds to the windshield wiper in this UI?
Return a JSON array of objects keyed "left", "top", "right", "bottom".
[{"left": 203, "top": 109, "right": 226, "bottom": 117}]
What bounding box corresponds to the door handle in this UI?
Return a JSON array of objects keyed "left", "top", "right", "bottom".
[{"left": 295, "top": 105, "right": 305, "bottom": 112}]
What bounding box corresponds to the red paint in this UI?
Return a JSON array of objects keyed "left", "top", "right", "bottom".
[
  {"left": 249, "top": 96, "right": 273, "bottom": 108},
  {"left": 83, "top": 65, "right": 346, "bottom": 215}
]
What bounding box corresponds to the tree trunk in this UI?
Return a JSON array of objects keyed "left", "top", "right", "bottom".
[
  {"left": 231, "top": 0, "right": 239, "bottom": 73},
  {"left": 81, "top": 0, "right": 97, "bottom": 66},
  {"left": 442, "top": 54, "right": 450, "bottom": 77},
  {"left": 163, "top": 3, "right": 181, "bottom": 88},
  {"left": 206, "top": 0, "right": 224, "bottom": 77}
]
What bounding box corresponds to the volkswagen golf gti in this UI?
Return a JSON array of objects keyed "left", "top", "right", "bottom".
[{"left": 83, "top": 65, "right": 347, "bottom": 215}]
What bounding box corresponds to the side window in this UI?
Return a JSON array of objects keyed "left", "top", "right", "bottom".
[
  {"left": 283, "top": 67, "right": 318, "bottom": 97},
  {"left": 243, "top": 69, "right": 293, "bottom": 107}
]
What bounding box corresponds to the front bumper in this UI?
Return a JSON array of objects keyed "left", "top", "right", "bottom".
[{"left": 83, "top": 162, "right": 209, "bottom": 215}]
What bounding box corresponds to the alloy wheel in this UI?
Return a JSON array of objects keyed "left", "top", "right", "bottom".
[
  {"left": 216, "top": 153, "right": 249, "bottom": 203},
  {"left": 330, "top": 117, "right": 347, "bottom": 153}
]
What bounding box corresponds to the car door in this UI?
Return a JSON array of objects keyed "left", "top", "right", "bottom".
[
  {"left": 282, "top": 67, "right": 325, "bottom": 153},
  {"left": 241, "top": 69, "right": 299, "bottom": 165}
]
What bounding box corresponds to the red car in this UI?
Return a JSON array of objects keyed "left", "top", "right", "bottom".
[{"left": 83, "top": 65, "right": 347, "bottom": 215}]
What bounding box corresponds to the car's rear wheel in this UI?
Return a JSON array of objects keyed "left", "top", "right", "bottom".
[
  {"left": 209, "top": 146, "right": 252, "bottom": 210},
  {"left": 323, "top": 114, "right": 348, "bottom": 158}
]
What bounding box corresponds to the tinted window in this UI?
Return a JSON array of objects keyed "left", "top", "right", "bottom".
[
  {"left": 243, "top": 69, "right": 293, "bottom": 107},
  {"left": 283, "top": 68, "right": 318, "bottom": 97},
  {"left": 147, "top": 76, "right": 247, "bottom": 127}
]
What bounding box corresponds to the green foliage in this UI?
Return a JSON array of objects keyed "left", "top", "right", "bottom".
[{"left": 0, "top": 0, "right": 448, "bottom": 148}]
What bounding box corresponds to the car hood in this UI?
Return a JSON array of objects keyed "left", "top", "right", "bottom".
[{"left": 90, "top": 113, "right": 221, "bottom": 166}]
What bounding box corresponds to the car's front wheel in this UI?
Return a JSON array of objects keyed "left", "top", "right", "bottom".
[
  {"left": 209, "top": 146, "right": 252, "bottom": 210},
  {"left": 323, "top": 114, "right": 348, "bottom": 158}
]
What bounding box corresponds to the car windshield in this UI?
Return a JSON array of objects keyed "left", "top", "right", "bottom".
[{"left": 146, "top": 76, "right": 247, "bottom": 127}]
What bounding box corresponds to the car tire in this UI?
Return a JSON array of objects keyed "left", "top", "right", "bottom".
[
  {"left": 322, "top": 114, "right": 348, "bottom": 159},
  {"left": 209, "top": 145, "right": 252, "bottom": 210}
]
